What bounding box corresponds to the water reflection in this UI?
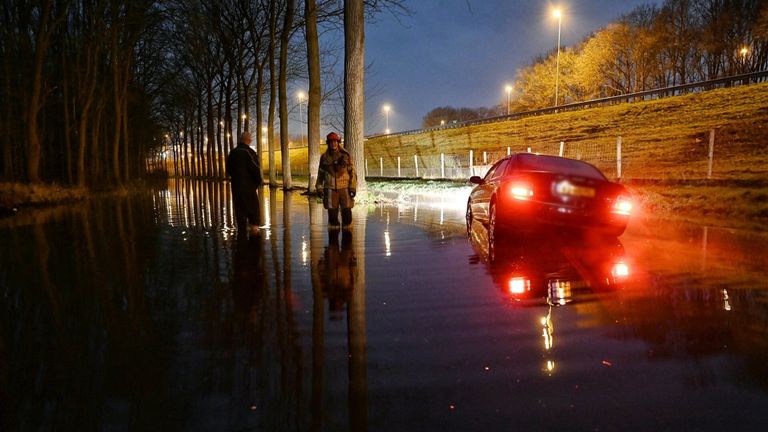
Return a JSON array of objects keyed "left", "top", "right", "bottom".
[
  {"left": 467, "top": 221, "right": 630, "bottom": 306},
  {"left": 3, "top": 181, "right": 768, "bottom": 430}
]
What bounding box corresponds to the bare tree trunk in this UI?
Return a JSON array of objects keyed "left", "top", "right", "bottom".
[
  {"left": 344, "top": 0, "right": 366, "bottom": 192},
  {"left": 27, "top": 0, "right": 55, "bottom": 183},
  {"left": 305, "top": 0, "right": 321, "bottom": 190},
  {"left": 255, "top": 63, "right": 265, "bottom": 169},
  {"left": 279, "top": 0, "right": 295, "bottom": 190},
  {"left": 267, "top": 0, "right": 278, "bottom": 186}
]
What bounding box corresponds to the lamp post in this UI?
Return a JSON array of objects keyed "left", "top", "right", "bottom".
[
  {"left": 297, "top": 91, "right": 305, "bottom": 146},
  {"left": 553, "top": 8, "right": 562, "bottom": 107},
  {"left": 383, "top": 104, "right": 391, "bottom": 134},
  {"left": 505, "top": 84, "right": 513, "bottom": 115}
]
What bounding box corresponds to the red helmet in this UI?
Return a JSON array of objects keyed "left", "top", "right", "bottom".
[{"left": 326, "top": 132, "right": 341, "bottom": 142}]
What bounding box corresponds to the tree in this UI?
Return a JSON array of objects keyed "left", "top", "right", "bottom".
[
  {"left": 345, "top": 0, "right": 366, "bottom": 193},
  {"left": 421, "top": 106, "right": 495, "bottom": 128},
  {"left": 305, "top": 0, "right": 321, "bottom": 191}
]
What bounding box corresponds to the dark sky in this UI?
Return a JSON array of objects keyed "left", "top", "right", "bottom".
[{"left": 361, "top": 0, "right": 659, "bottom": 134}]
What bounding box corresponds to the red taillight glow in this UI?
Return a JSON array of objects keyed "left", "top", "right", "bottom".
[
  {"left": 510, "top": 184, "right": 534, "bottom": 200},
  {"left": 612, "top": 197, "right": 632, "bottom": 215},
  {"left": 611, "top": 261, "right": 629, "bottom": 278},
  {"left": 508, "top": 277, "right": 531, "bottom": 294}
]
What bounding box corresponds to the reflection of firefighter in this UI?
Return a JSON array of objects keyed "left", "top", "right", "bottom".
[{"left": 319, "top": 230, "right": 356, "bottom": 320}]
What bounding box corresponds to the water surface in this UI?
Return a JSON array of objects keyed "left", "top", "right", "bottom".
[{"left": 1, "top": 179, "right": 767, "bottom": 431}]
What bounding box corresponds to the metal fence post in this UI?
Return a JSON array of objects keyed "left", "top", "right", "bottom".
[
  {"left": 397, "top": 156, "right": 401, "bottom": 177},
  {"left": 379, "top": 157, "right": 383, "bottom": 177},
  {"left": 483, "top": 151, "right": 487, "bottom": 164},
  {"left": 441, "top": 153, "right": 445, "bottom": 179},
  {"left": 559, "top": 141, "right": 564, "bottom": 157},
  {"left": 707, "top": 129, "right": 715, "bottom": 179},
  {"left": 469, "top": 150, "right": 473, "bottom": 176},
  {"left": 414, "top": 154, "right": 419, "bottom": 177},
  {"left": 365, "top": 159, "right": 368, "bottom": 177},
  {"left": 507, "top": 146, "right": 511, "bottom": 156},
  {"left": 616, "top": 136, "right": 622, "bottom": 180}
]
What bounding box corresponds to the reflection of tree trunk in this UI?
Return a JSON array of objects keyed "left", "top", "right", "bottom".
[
  {"left": 33, "top": 224, "right": 60, "bottom": 325},
  {"left": 309, "top": 197, "right": 325, "bottom": 431},
  {"left": 348, "top": 206, "right": 368, "bottom": 430}
]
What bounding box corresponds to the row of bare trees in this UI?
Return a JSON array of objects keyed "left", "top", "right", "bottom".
[
  {"left": 0, "top": 0, "right": 405, "bottom": 192},
  {"left": 160, "top": 0, "right": 405, "bottom": 193},
  {"left": 511, "top": 0, "right": 768, "bottom": 111},
  {"left": 1, "top": 0, "right": 167, "bottom": 186}
]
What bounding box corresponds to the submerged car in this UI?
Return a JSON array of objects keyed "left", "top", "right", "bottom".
[{"left": 466, "top": 153, "right": 632, "bottom": 238}]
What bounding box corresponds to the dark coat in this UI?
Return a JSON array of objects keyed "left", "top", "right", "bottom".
[{"left": 226, "top": 143, "right": 263, "bottom": 218}]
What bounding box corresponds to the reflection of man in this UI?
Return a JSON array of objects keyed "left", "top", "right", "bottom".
[
  {"left": 315, "top": 132, "right": 357, "bottom": 230},
  {"left": 226, "top": 131, "right": 263, "bottom": 235},
  {"left": 231, "top": 237, "right": 266, "bottom": 322},
  {"left": 319, "top": 230, "right": 356, "bottom": 319}
]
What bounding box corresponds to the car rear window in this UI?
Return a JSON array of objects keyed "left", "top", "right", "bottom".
[{"left": 515, "top": 154, "right": 606, "bottom": 179}]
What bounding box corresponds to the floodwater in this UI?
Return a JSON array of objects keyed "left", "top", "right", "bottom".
[{"left": 1, "top": 179, "right": 768, "bottom": 431}]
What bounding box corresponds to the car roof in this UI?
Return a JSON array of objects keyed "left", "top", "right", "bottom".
[{"left": 508, "top": 153, "right": 607, "bottom": 180}]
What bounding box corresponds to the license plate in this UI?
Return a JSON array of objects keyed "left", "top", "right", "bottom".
[{"left": 555, "top": 180, "right": 595, "bottom": 198}]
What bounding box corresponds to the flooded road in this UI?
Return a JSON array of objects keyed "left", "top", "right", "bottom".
[{"left": 2, "top": 179, "right": 768, "bottom": 431}]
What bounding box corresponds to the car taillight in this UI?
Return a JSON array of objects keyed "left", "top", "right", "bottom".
[
  {"left": 611, "top": 261, "right": 629, "bottom": 278},
  {"left": 612, "top": 196, "right": 632, "bottom": 215},
  {"left": 510, "top": 184, "right": 534, "bottom": 200},
  {"left": 508, "top": 276, "right": 531, "bottom": 294}
]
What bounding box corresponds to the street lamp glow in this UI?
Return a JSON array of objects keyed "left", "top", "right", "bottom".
[
  {"left": 242, "top": 113, "right": 247, "bottom": 120},
  {"left": 383, "top": 104, "right": 391, "bottom": 134},
  {"left": 505, "top": 84, "right": 513, "bottom": 115},
  {"left": 552, "top": 7, "right": 563, "bottom": 107}
]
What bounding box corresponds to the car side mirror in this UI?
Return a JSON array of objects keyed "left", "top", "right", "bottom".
[{"left": 469, "top": 176, "right": 483, "bottom": 185}]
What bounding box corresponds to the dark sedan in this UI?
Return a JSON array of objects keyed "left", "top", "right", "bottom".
[{"left": 466, "top": 153, "right": 632, "bottom": 239}]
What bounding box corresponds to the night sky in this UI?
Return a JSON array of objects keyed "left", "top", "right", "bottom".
[{"left": 362, "top": 0, "right": 660, "bottom": 134}]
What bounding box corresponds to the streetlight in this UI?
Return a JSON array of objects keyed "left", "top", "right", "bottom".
[
  {"left": 383, "top": 104, "right": 391, "bottom": 134},
  {"left": 553, "top": 8, "right": 562, "bottom": 107},
  {"left": 505, "top": 84, "right": 513, "bottom": 115},
  {"left": 297, "top": 91, "right": 305, "bottom": 146}
]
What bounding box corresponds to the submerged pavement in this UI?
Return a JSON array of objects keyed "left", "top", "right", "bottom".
[{"left": 1, "top": 179, "right": 767, "bottom": 431}]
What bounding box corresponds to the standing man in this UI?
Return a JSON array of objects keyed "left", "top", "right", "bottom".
[
  {"left": 227, "top": 131, "right": 263, "bottom": 235},
  {"left": 315, "top": 132, "right": 357, "bottom": 229}
]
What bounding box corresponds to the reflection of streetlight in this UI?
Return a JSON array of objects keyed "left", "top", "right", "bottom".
[
  {"left": 505, "top": 84, "right": 513, "bottom": 115},
  {"left": 383, "top": 104, "right": 391, "bottom": 134},
  {"left": 553, "top": 8, "right": 562, "bottom": 107},
  {"left": 297, "top": 91, "right": 305, "bottom": 146}
]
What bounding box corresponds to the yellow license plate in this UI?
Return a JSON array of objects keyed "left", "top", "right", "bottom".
[{"left": 555, "top": 181, "right": 595, "bottom": 198}]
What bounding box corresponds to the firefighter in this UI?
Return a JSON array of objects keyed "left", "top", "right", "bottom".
[{"left": 315, "top": 132, "right": 357, "bottom": 229}]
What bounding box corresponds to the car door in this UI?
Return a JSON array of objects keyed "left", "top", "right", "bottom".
[{"left": 471, "top": 158, "right": 510, "bottom": 222}]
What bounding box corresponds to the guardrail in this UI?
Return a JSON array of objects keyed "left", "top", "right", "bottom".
[{"left": 367, "top": 70, "right": 768, "bottom": 140}]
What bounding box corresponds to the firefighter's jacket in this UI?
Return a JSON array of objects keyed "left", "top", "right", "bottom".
[{"left": 315, "top": 147, "right": 357, "bottom": 192}]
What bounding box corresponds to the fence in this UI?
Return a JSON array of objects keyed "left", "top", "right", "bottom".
[{"left": 365, "top": 129, "right": 728, "bottom": 181}]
